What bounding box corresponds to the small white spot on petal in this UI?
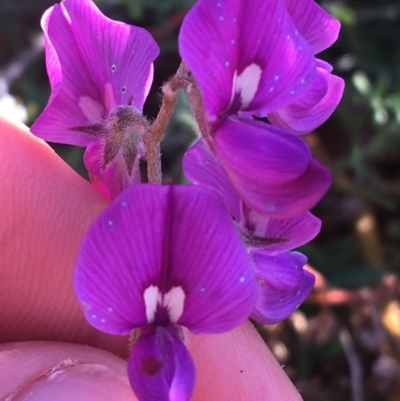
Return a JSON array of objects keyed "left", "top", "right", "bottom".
[
  {"left": 278, "top": 18, "right": 282, "bottom": 22},
  {"left": 92, "top": 314, "right": 97, "bottom": 319},
  {"left": 274, "top": 75, "right": 280, "bottom": 81},
  {"left": 200, "top": 287, "right": 206, "bottom": 293},
  {"left": 301, "top": 78, "right": 305, "bottom": 84},
  {"left": 286, "top": 34, "right": 291, "bottom": 40},
  {"left": 299, "top": 45, "right": 303, "bottom": 51},
  {"left": 121, "top": 201, "right": 127, "bottom": 207},
  {"left": 108, "top": 220, "right": 113, "bottom": 226},
  {"left": 235, "top": 64, "right": 263, "bottom": 109},
  {"left": 270, "top": 86, "right": 274, "bottom": 92},
  {"left": 219, "top": 15, "right": 224, "bottom": 21},
  {"left": 231, "top": 39, "right": 235, "bottom": 45},
  {"left": 239, "top": 277, "right": 245, "bottom": 283},
  {"left": 233, "top": 17, "right": 237, "bottom": 23},
  {"left": 108, "top": 307, "right": 113, "bottom": 312},
  {"left": 295, "top": 30, "right": 299, "bottom": 36},
  {"left": 217, "top": 2, "right": 222, "bottom": 6},
  {"left": 101, "top": 319, "right": 106, "bottom": 323},
  {"left": 290, "top": 90, "right": 295, "bottom": 95},
  {"left": 225, "top": 61, "right": 230, "bottom": 67}
]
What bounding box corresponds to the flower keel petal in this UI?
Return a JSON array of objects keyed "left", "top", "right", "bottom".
[{"left": 128, "top": 328, "right": 195, "bottom": 401}]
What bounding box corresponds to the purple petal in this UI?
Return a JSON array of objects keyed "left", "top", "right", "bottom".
[
  {"left": 267, "top": 65, "right": 345, "bottom": 134},
  {"left": 128, "top": 327, "right": 195, "bottom": 401},
  {"left": 213, "top": 118, "right": 331, "bottom": 218},
  {"left": 183, "top": 139, "right": 241, "bottom": 220},
  {"left": 236, "top": 158, "right": 331, "bottom": 219},
  {"left": 32, "top": 0, "right": 159, "bottom": 145},
  {"left": 285, "top": 0, "right": 341, "bottom": 54},
  {"left": 250, "top": 251, "right": 315, "bottom": 324},
  {"left": 243, "top": 209, "right": 321, "bottom": 254},
  {"left": 179, "top": 0, "right": 316, "bottom": 120},
  {"left": 214, "top": 117, "right": 311, "bottom": 185},
  {"left": 74, "top": 184, "right": 257, "bottom": 335},
  {"left": 83, "top": 142, "right": 142, "bottom": 200}
]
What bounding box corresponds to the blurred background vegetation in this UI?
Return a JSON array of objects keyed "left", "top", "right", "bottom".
[{"left": 1, "top": 1, "right": 400, "bottom": 400}]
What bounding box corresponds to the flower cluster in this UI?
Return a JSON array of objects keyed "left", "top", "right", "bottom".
[{"left": 31, "top": 0, "right": 343, "bottom": 400}]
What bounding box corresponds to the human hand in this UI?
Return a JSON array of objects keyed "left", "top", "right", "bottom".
[{"left": 0, "top": 116, "right": 302, "bottom": 400}]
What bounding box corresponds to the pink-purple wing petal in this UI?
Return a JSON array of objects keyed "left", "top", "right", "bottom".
[
  {"left": 213, "top": 118, "right": 331, "bottom": 218},
  {"left": 250, "top": 251, "right": 315, "bottom": 324},
  {"left": 267, "top": 65, "right": 344, "bottom": 134},
  {"left": 244, "top": 209, "right": 322, "bottom": 254},
  {"left": 285, "top": 0, "right": 341, "bottom": 54}
]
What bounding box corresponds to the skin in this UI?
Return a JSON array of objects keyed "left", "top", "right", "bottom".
[{"left": 0, "top": 116, "right": 303, "bottom": 401}]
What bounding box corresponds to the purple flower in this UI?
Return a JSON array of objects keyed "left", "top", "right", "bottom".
[
  {"left": 31, "top": 0, "right": 159, "bottom": 199},
  {"left": 74, "top": 184, "right": 258, "bottom": 401},
  {"left": 210, "top": 117, "right": 331, "bottom": 218},
  {"left": 184, "top": 139, "right": 318, "bottom": 323},
  {"left": 179, "top": 0, "right": 343, "bottom": 132}
]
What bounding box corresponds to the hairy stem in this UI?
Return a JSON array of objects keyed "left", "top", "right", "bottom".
[
  {"left": 145, "top": 62, "right": 190, "bottom": 183},
  {"left": 186, "top": 82, "right": 215, "bottom": 153}
]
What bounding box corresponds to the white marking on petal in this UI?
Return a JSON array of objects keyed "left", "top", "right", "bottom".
[
  {"left": 225, "top": 61, "right": 230, "bottom": 67},
  {"left": 239, "top": 277, "right": 246, "bottom": 283},
  {"left": 108, "top": 220, "right": 113, "bottom": 226},
  {"left": 274, "top": 75, "right": 280, "bottom": 81},
  {"left": 101, "top": 319, "right": 106, "bottom": 323},
  {"left": 144, "top": 285, "right": 159, "bottom": 323},
  {"left": 269, "top": 87, "right": 274, "bottom": 92},
  {"left": 78, "top": 96, "right": 104, "bottom": 123},
  {"left": 299, "top": 45, "right": 303, "bottom": 51},
  {"left": 219, "top": 16, "right": 224, "bottom": 21},
  {"left": 235, "top": 64, "right": 262, "bottom": 109},
  {"left": 301, "top": 78, "right": 305, "bottom": 84},
  {"left": 104, "top": 82, "right": 116, "bottom": 111},
  {"left": 286, "top": 35, "right": 291, "bottom": 40},
  {"left": 121, "top": 201, "right": 127, "bottom": 207},
  {"left": 290, "top": 90, "right": 295, "bottom": 95},
  {"left": 92, "top": 314, "right": 97, "bottom": 319},
  {"left": 108, "top": 307, "right": 113, "bottom": 312},
  {"left": 231, "top": 39, "right": 235, "bottom": 45},
  {"left": 163, "top": 286, "right": 186, "bottom": 323},
  {"left": 143, "top": 285, "right": 186, "bottom": 324}
]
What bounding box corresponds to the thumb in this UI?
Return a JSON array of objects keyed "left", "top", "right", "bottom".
[{"left": 0, "top": 342, "right": 137, "bottom": 401}]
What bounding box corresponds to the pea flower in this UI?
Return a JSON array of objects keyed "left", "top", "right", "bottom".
[
  {"left": 74, "top": 184, "right": 258, "bottom": 401},
  {"left": 184, "top": 139, "right": 318, "bottom": 323},
  {"left": 179, "top": 0, "right": 344, "bottom": 132},
  {"left": 31, "top": 0, "right": 159, "bottom": 199}
]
